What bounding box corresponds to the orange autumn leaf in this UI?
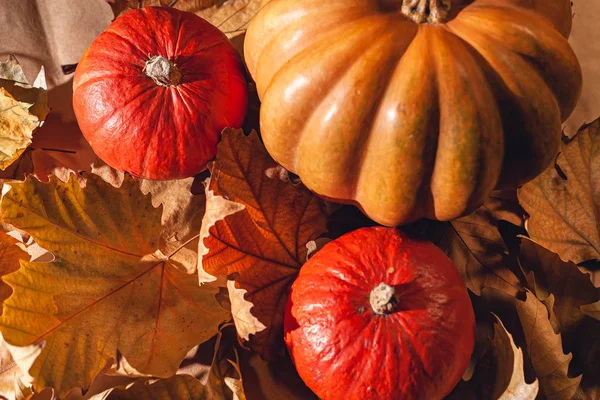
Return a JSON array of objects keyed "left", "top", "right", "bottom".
[
  {"left": 0, "top": 231, "right": 29, "bottom": 315},
  {"left": 0, "top": 174, "right": 229, "bottom": 396},
  {"left": 198, "top": 129, "right": 327, "bottom": 359}
]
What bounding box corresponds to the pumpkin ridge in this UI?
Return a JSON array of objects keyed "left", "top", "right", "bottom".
[
  {"left": 449, "top": 4, "right": 581, "bottom": 119},
  {"left": 169, "top": 88, "right": 189, "bottom": 175},
  {"left": 259, "top": 16, "right": 393, "bottom": 174},
  {"left": 171, "top": 9, "right": 185, "bottom": 57},
  {"left": 249, "top": 1, "right": 380, "bottom": 82},
  {"left": 140, "top": 88, "right": 170, "bottom": 177},
  {"left": 446, "top": 14, "right": 564, "bottom": 187},
  {"left": 355, "top": 27, "right": 440, "bottom": 225},
  {"left": 348, "top": 19, "right": 419, "bottom": 200},
  {"left": 429, "top": 26, "right": 503, "bottom": 218},
  {"left": 100, "top": 29, "right": 149, "bottom": 62},
  {"left": 88, "top": 82, "right": 155, "bottom": 147}
]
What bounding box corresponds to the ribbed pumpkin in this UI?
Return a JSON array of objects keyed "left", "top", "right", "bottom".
[
  {"left": 284, "top": 227, "right": 475, "bottom": 400},
  {"left": 244, "top": 0, "right": 582, "bottom": 226},
  {"left": 73, "top": 7, "right": 248, "bottom": 180}
]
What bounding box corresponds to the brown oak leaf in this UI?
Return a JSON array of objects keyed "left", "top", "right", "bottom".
[
  {"left": 519, "top": 117, "right": 600, "bottom": 269},
  {"left": 492, "top": 316, "right": 539, "bottom": 400},
  {"left": 198, "top": 129, "right": 327, "bottom": 360},
  {"left": 427, "top": 191, "right": 526, "bottom": 297},
  {"left": 515, "top": 290, "right": 582, "bottom": 400}
]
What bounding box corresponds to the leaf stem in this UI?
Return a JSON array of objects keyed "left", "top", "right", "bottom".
[{"left": 166, "top": 233, "right": 200, "bottom": 259}]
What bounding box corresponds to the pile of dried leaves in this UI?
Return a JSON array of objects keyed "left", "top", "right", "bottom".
[{"left": 0, "top": 1, "right": 599, "bottom": 399}]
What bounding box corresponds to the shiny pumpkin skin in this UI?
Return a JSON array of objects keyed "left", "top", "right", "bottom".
[
  {"left": 245, "top": 0, "right": 582, "bottom": 226},
  {"left": 284, "top": 227, "right": 475, "bottom": 400},
  {"left": 73, "top": 7, "right": 248, "bottom": 180}
]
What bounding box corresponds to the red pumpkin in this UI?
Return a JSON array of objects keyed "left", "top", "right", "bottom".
[
  {"left": 284, "top": 227, "right": 475, "bottom": 400},
  {"left": 73, "top": 7, "right": 248, "bottom": 180}
]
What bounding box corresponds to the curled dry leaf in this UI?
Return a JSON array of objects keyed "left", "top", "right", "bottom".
[
  {"left": 0, "top": 89, "right": 39, "bottom": 171},
  {"left": 427, "top": 191, "right": 525, "bottom": 297},
  {"left": 227, "top": 280, "right": 266, "bottom": 341},
  {"left": 198, "top": 129, "right": 327, "bottom": 359},
  {"left": 515, "top": 290, "right": 582, "bottom": 400},
  {"left": 519, "top": 117, "right": 600, "bottom": 267},
  {"left": 492, "top": 316, "right": 539, "bottom": 400},
  {"left": 0, "top": 336, "right": 46, "bottom": 400},
  {"left": 0, "top": 174, "right": 229, "bottom": 396},
  {"left": 517, "top": 238, "right": 600, "bottom": 334},
  {"left": 0, "top": 56, "right": 48, "bottom": 171}
]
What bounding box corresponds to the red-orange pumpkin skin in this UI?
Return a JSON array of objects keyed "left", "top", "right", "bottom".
[
  {"left": 73, "top": 7, "right": 248, "bottom": 180},
  {"left": 284, "top": 227, "right": 475, "bottom": 400}
]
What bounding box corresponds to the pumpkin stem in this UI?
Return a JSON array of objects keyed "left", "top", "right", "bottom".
[
  {"left": 144, "top": 55, "right": 181, "bottom": 87},
  {"left": 369, "top": 282, "right": 399, "bottom": 315},
  {"left": 401, "top": 0, "right": 451, "bottom": 24}
]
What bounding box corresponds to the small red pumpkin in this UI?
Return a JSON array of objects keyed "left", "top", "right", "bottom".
[
  {"left": 284, "top": 227, "right": 475, "bottom": 400},
  {"left": 73, "top": 7, "right": 248, "bottom": 180}
]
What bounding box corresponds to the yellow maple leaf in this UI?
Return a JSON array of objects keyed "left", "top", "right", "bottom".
[
  {"left": 0, "top": 88, "right": 39, "bottom": 170},
  {"left": 0, "top": 174, "right": 229, "bottom": 396}
]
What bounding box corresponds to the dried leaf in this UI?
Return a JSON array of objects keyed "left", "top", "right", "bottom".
[
  {"left": 0, "top": 174, "right": 229, "bottom": 395},
  {"left": 0, "top": 56, "right": 48, "bottom": 122},
  {"left": 227, "top": 280, "right": 266, "bottom": 341},
  {"left": 0, "top": 336, "right": 26, "bottom": 400},
  {"left": 427, "top": 192, "right": 525, "bottom": 296},
  {"left": 493, "top": 316, "right": 539, "bottom": 400},
  {"left": 581, "top": 300, "right": 600, "bottom": 320},
  {"left": 138, "top": 177, "right": 206, "bottom": 273},
  {"left": 93, "top": 326, "right": 245, "bottom": 400},
  {"left": 516, "top": 290, "right": 582, "bottom": 400},
  {"left": 519, "top": 118, "right": 600, "bottom": 266},
  {"left": 199, "top": 129, "right": 327, "bottom": 359},
  {"left": 238, "top": 350, "right": 317, "bottom": 400},
  {"left": 518, "top": 238, "right": 600, "bottom": 333},
  {"left": 0, "top": 231, "right": 29, "bottom": 315},
  {"left": 107, "top": 0, "right": 261, "bottom": 39},
  {"left": 0, "top": 89, "right": 38, "bottom": 170},
  {"left": 564, "top": 1, "right": 600, "bottom": 138},
  {"left": 0, "top": 336, "right": 45, "bottom": 400}
]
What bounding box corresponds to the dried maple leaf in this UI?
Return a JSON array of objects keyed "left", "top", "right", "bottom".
[
  {"left": 518, "top": 238, "right": 600, "bottom": 334},
  {"left": 0, "top": 174, "right": 229, "bottom": 396},
  {"left": 87, "top": 326, "right": 245, "bottom": 400},
  {"left": 519, "top": 117, "right": 600, "bottom": 267},
  {"left": 0, "top": 56, "right": 49, "bottom": 171},
  {"left": 515, "top": 290, "right": 582, "bottom": 400},
  {"left": 492, "top": 316, "right": 539, "bottom": 400},
  {"left": 0, "top": 56, "right": 48, "bottom": 122},
  {"left": 0, "top": 89, "right": 39, "bottom": 170},
  {"left": 138, "top": 177, "right": 206, "bottom": 273},
  {"left": 427, "top": 191, "right": 525, "bottom": 297},
  {"left": 0, "top": 336, "right": 46, "bottom": 400},
  {"left": 198, "top": 129, "right": 327, "bottom": 359},
  {"left": 107, "top": 0, "right": 261, "bottom": 39}
]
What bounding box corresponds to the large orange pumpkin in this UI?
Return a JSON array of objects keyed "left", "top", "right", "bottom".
[{"left": 244, "top": 0, "right": 582, "bottom": 226}]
